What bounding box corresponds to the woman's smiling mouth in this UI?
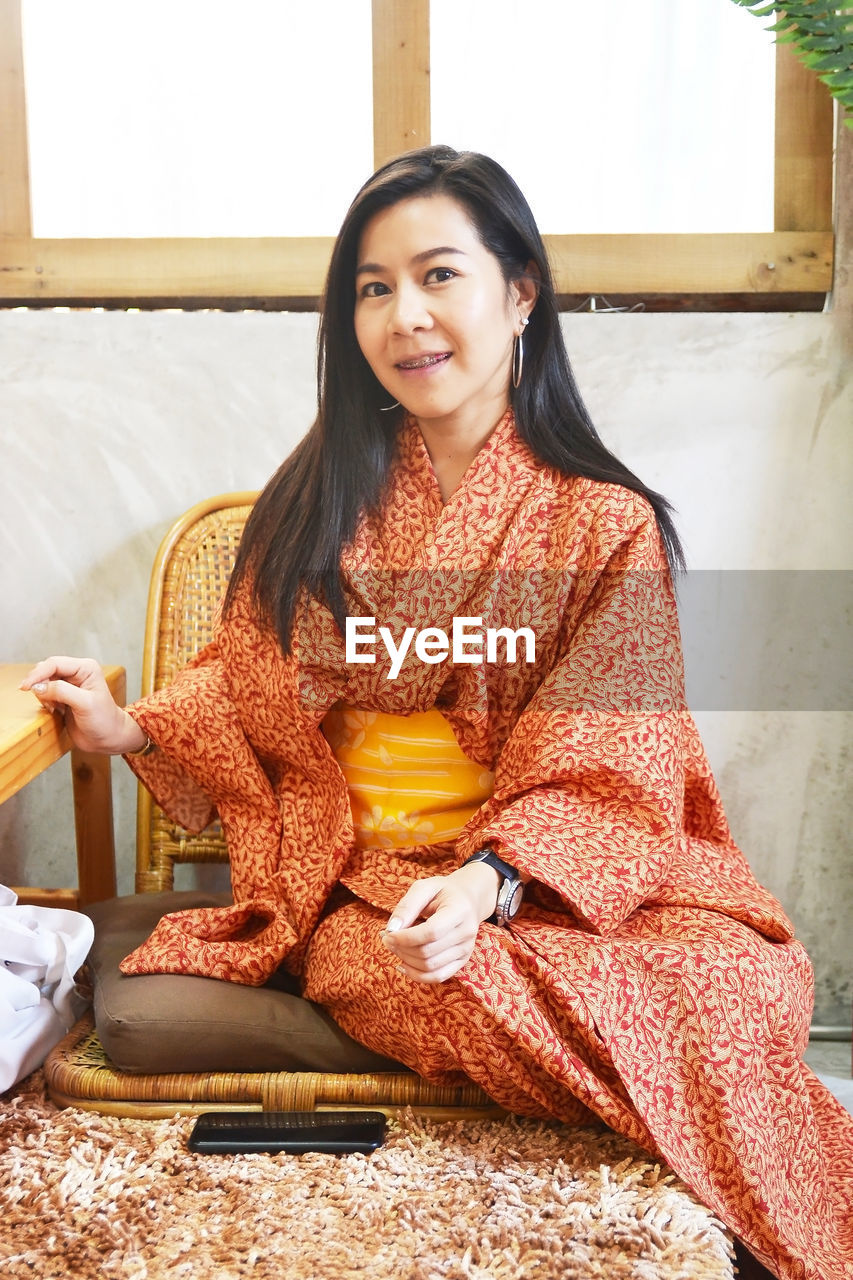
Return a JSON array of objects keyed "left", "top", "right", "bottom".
[{"left": 396, "top": 352, "right": 452, "bottom": 371}]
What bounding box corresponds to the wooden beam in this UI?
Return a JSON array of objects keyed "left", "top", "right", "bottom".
[
  {"left": 774, "top": 38, "right": 834, "bottom": 232},
  {"left": 831, "top": 110, "right": 852, "bottom": 350},
  {"left": 0, "top": 235, "right": 335, "bottom": 298},
  {"left": 0, "top": 231, "right": 832, "bottom": 299},
  {"left": 372, "top": 0, "right": 430, "bottom": 169},
  {"left": 0, "top": 0, "right": 31, "bottom": 236},
  {"left": 545, "top": 231, "right": 833, "bottom": 295}
]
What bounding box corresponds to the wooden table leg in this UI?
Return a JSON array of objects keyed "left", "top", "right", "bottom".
[
  {"left": 71, "top": 747, "right": 118, "bottom": 905},
  {"left": 71, "top": 666, "right": 126, "bottom": 906}
]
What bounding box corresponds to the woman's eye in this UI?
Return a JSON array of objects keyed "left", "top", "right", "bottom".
[
  {"left": 426, "top": 267, "right": 457, "bottom": 284},
  {"left": 359, "top": 281, "right": 390, "bottom": 299}
]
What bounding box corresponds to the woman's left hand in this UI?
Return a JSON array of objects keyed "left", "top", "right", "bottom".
[{"left": 381, "top": 861, "right": 500, "bottom": 984}]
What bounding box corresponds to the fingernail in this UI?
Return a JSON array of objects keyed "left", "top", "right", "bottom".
[
  {"left": 384, "top": 917, "right": 402, "bottom": 934},
  {"left": 32, "top": 682, "right": 47, "bottom": 692}
]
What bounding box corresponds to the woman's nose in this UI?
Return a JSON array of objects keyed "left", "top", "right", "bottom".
[{"left": 389, "top": 285, "right": 432, "bottom": 334}]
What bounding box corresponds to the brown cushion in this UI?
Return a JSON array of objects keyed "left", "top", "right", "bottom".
[{"left": 84, "top": 892, "right": 405, "bottom": 1075}]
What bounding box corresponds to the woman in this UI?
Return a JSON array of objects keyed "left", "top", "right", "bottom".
[{"left": 23, "top": 146, "right": 852, "bottom": 1280}]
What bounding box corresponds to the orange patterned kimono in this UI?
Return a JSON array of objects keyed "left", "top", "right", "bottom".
[{"left": 123, "top": 411, "right": 853, "bottom": 1280}]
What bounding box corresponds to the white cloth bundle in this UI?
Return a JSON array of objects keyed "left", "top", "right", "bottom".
[{"left": 0, "top": 884, "right": 94, "bottom": 1093}]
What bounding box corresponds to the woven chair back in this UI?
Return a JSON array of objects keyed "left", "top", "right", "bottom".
[{"left": 135, "top": 493, "right": 257, "bottom": 893}]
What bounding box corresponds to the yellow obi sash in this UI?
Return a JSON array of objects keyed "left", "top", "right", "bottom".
[{"left": 322, "top": 702, "right": 494, "bottom": 850}]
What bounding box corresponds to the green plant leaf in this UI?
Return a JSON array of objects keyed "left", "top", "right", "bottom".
[
  {"left": 822, "top": 70, "right": 853, "bottom": 88},
  {"left": 804, "top": 51, "right": 851, "bottom": 71},
  {"left": 801, "top": 21, "right": 853, "bottom": 39},
  {"left": 796, "top": 36, "right": 846, "bottom": 52},
  {"left": 732, "top": 0, "right": 853, "bottom": 125}
]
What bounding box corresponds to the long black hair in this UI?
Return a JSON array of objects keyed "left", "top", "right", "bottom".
[{"left": 224, "top": 144, "right": 684, "bottom": 651}]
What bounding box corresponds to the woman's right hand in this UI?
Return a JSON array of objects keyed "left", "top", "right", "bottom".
[{"left": 19, "top": 656, "right": 146, "bottom": 756}]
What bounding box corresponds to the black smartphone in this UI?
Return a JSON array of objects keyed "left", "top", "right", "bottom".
[{"left": 187, "top": 1109, "right": 387, "bottom": 1155}]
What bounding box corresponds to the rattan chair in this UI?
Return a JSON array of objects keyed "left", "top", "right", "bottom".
[{"left": 44, "top": 493, "right": 500, "bottom": 1119}]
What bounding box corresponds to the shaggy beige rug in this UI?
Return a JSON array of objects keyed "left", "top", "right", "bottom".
[{"left": 0, "top": 1070, "right": 735, "bottom": 1280}]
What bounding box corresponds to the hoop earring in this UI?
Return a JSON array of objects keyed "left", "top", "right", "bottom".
[
  {"left": 379, "top": 400, "right": 401, "bottom": 412},
  {"left": 512, "top": 318, "right": 529, "bottom": 390}
]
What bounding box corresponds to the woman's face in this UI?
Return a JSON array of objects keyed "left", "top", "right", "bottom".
[{"left": 353, "top": 194, "right": 534, "bottom": 439}]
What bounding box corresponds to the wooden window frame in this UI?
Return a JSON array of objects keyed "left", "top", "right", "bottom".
[{"left": 0, "top": 0, "right": 835, "bottom": 307}]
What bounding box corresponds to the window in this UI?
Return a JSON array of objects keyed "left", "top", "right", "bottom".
[
  {"left": 22, "top": 0, "right": 373, "bottom": 239},
  {"left": 431, "top": 0, "right": 776, "bottom": 235},
  {"left": 0, "top": 0, "right": 835, "bottom": 306}
]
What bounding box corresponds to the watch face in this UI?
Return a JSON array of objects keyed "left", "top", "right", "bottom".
[
  {"left": 505, "top": 882, "right": 523, "bottom": 919},
  {"left": 495, "top": 877, "right": 523, "bottom": 925}
]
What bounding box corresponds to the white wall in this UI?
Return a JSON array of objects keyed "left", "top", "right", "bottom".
[{"left": 1, "top": 306, "right": 850, "bottom": 1022}]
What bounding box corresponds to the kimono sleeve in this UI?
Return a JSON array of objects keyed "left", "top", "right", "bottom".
[
  {"left": 123, "top": 639, "right": 274, "bottom": 839},
  {"left": 458, "top": 508, "right": 687, "bottom": 935}
]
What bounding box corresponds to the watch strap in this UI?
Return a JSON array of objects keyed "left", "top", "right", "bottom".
[{"left": 462, "top": 848, "right": 523, "bottom": 926}]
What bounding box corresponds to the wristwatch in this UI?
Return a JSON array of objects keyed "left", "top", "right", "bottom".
[{"left": 462, "top": 848, "right": 524, "bottom": 927}]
